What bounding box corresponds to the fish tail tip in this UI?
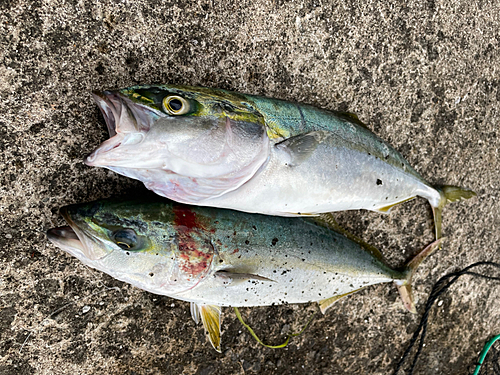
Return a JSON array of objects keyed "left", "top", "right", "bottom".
[
  {"left": 396, "top": 238, "right": 445, "bottom": 313},
  {"left": 437, "top": 185, "right": 477, "bottom": 203}
]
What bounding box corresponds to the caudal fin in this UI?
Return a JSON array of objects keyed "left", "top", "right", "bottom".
[
  {"left": 395, "top": 238, "right": 445, "bottom": 313},
  {"left": 432, "top": 185, "right": 476, "bottom": 241}
]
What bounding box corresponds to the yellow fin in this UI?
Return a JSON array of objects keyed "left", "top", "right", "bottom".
[
  {"left": 199, "top": 304, "right": 222, "bottom": 353},
  {"left": 313, "top": 214, "right": 385, "bottom": 263},
  {"left": 433, "top": 185, "right": 476, "bottom": 241},
  {"left": 374, "top": 196, "right": 416, "bottom": 213},
  {"left": 319, "top": 288, "right": 366, "bottom": 314},
  {"left": 337, "top": 111, "right": 369, "bottom": 129}
]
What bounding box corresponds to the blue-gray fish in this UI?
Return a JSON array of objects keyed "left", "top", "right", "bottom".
[
  {"left": 85, "top": 85, "right": 475, "bottom": 241},
  {"left": 47, "top": 198, "right": 442, "bottom": 351}
]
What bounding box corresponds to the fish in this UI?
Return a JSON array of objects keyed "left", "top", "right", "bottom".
[
  {"left": 47, "top": 198, "right": 442, "bottom": 352},
  {"left": 85, "top": 85, "right": 475, "bottom": 241}
]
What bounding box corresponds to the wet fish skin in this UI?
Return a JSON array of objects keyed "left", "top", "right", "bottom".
[
  {"left": 47, "top": 198, "right": 440, "bottom": 351},
  {"left": 86, "top": 85, "right": 475, "bottom": 240}
]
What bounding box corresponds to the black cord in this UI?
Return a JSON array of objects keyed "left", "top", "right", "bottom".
[{"left": 393, "top": 261, "right": 500, "bottom": 375}]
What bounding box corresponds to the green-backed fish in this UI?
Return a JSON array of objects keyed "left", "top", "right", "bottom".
[
  {"left": 47, "top": 198, "right": 442, "bottom": 352},
  {"left": 85, "top": 85, "right": 475, "bottom": 241}
]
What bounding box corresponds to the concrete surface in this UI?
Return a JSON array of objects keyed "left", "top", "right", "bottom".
[{"left": 1, "top": 0, "right": 499, "bottom": 374}]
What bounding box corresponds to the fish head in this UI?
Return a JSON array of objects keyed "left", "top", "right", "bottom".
[
  {"left": 47, "top": 199, "right": 215, "bottom": 295},
  {"left": 86, "top": 85, "right": 270, "bottom": 201}
]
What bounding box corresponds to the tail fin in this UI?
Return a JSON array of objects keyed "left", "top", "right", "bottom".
[
  {"left": 395, "top": 238, "right": 445, "bottom": 313},
  {"left": 432, "top": 185, "right": 476, "bottom": 241}
]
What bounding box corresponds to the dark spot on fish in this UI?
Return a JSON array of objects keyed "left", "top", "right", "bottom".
[
  {"left": 233, "top": 231, "right": 236, "bottom": 236},
  {"left": 126, "top": 252, "right": 130, "bottom": 255},
  {"left": 271, "top": 238, "right": 278, "bottom": 246},
  {"left": 149, "top": 273, "right": 154, "bottom": 277},
  {"left": 219, "top": 259, "right": 223, "bottom": 263},
  {"left": 385, "top": 155, "right": 389, "bottom": 159},
  {"left": 368, "top": 152, "right": 371, "bottom": 156},
  {"left": 252, "top": 225, "right": 257, "bottom": 230},
  {"left": 376, "top": 179, "right": 383, "bottom": 185},
  {"left": 302, "top": 259, "right": 305, "bottom": 261},
  {"left": 245, "top": 240, "right": 249, "bottom": 245}
]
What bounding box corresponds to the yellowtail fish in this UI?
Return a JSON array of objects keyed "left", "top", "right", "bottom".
[
  {"left": 85, "top": 85, "right": 475, "bottom": 241},
  {"left": 47, "top": 198, "right": 442, "bottom": 352}
]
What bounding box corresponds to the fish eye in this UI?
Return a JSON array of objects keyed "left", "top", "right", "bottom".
[
  {"left": 112, "top": 229, "right": 138, "bottom": 250},
  {"left": 162, "top": 95, "right": 190, "bottom": 115}
]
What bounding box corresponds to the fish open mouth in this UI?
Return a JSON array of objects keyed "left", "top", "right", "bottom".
[
  {"left": 47, "top": 226, "right": 86, "bottom": 254},
  {"left": 47, "top": 206, "right": 112, "bottom": 261},
  {"left": 92, "top": 90, "right": 121, "bottom": 137}
]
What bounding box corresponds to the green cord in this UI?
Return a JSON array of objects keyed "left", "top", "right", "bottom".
[
  {"left": 472, "top": 334, "right": 500, "bottom": 375},
  {"left": 233, "top": 307, "right": 315, "bottom": 349}
]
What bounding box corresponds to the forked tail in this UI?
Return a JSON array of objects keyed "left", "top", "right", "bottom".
[
  {"left": 432, "top": 185, "right": 476, "bottom": 241},
  {"left": 395, "top": 238, "right": 445, "bottom": 313}
]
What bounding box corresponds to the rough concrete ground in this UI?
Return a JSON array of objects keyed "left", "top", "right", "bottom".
[{"left": 1, "top": 0, "right": 499, "bottom": 374}]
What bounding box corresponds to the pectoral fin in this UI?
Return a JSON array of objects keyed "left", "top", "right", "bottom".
[
  {"left": 318, "top": 288, "right": 366, "bottom": 314},
  {"left": 215, "top": 270, "right": 276, "bottom": 285},
  {"left": 275, "top": 131, "right": 329, "bottom": 166},
  {"left": 195, "top": 304, "right": 222, "bottom": 353},
  {"left": 190, "top": 302, "right": 200, "bottom": 324}
]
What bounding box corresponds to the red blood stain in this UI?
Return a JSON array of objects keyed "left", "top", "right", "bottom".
[
  {"left": 173, "top": 205, "right": 198, "bottom": 229},
  {"left": 178, "top": 237, "right": 213, "bottom": 277},
  {"left": 231, "top": 248, "right": 239, "bottom": 254},
  {"left": 172, "top": 204, "right": 216, "bottom": 280}
]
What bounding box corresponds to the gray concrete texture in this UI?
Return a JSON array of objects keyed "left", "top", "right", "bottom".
[{"left": 0, "top": 0, "right": 499, "bottom": 373}]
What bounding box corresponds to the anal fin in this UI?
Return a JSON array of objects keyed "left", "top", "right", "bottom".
[
  {"left": 319, "top": 288, "right": 366, "bottom": 314},
  {"left": 192, "top": 303, "right": 222, "bottom": 352},
  {"left": 374, "top": 196, "right": 416, "bottom": 214}
]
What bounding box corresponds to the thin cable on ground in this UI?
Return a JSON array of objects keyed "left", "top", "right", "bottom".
[
  {"left": 234, "top": 307, "right": 316, "bottom": 349},
  {"left": 392, "top": 261, "right": 500, "bottom": 375}
]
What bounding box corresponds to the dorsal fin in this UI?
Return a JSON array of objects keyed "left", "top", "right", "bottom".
[
  {"left": 337, "top": 111, "right": 369, "bottom": 129},
  {"left": 310, "top": 213, "right": 386, "bottom": 263}
]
